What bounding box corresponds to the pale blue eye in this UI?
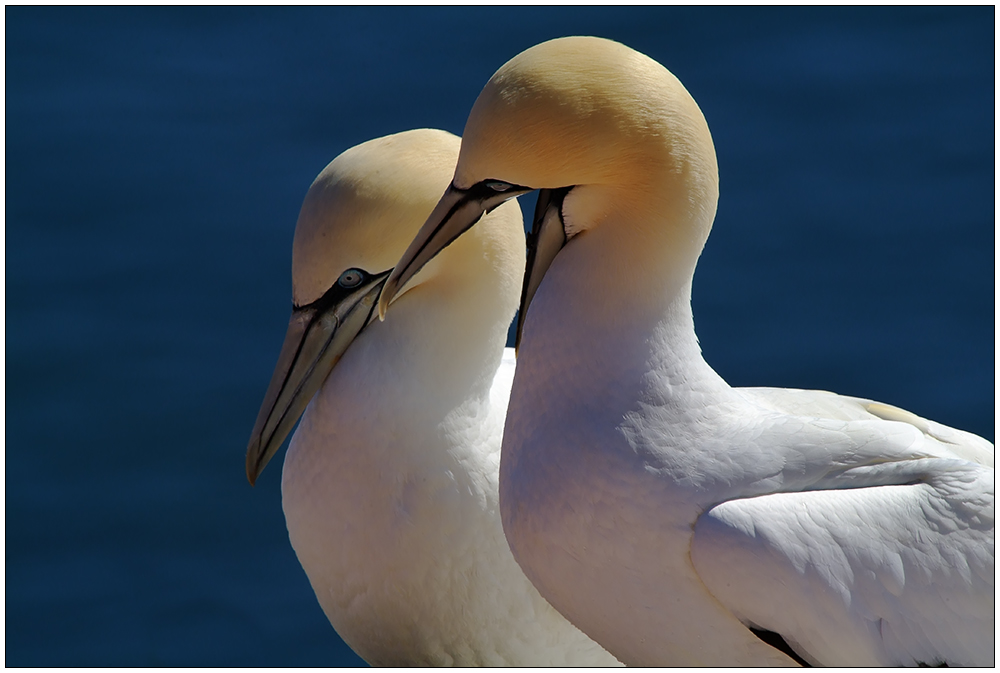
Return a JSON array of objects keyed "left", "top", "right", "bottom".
[
  {"left": 486, "top": 180, "right": 512, "bottom": 192},
  {"left": 338, "top": 268, "right": 364, "bottom": 288}
]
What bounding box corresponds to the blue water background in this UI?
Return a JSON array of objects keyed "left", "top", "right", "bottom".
[{"left": 7, "top": 7, "right": 993, "bottom": 666}]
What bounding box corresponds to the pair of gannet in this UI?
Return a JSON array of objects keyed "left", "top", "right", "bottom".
[
  {"left": 379, "top": 37, "right": 994, "bottom": 666},
  {"left": 246, "top": 129, "right": 620, "bottom": 665}
]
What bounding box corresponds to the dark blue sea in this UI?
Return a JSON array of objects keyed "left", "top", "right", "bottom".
[{"left": 7, "top": 7, "right": 993, "bottom": 666}]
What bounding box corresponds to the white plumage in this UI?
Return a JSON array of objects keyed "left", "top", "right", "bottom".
[
  {"left": 247, "top": 129, "right": 620, "bottom": 666},
  {"left": 381, "top": 37, "right": 994, "bottom": 666}
]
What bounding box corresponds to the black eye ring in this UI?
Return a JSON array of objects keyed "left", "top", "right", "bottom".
[
  {"left": 337, "top": 268, "right": 365, "bottom": 288},
  {"left": 485, "top": 180, "right": 513, "bottom": 192}
]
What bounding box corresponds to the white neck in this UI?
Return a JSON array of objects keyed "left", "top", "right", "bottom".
[
  {"left": 282, "top": 256, "right": 513, "bottom": 532},
  {"left": 500, "top": 201, "right": 783, "bottom": 666},
  {"left": 279, "top": 252, "right": 525, "bottom": 664},
  {"left": 517, "top": 187, "right": 726, "bottom": 407}
]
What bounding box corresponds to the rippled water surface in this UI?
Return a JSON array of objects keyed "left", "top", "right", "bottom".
[{"left": 7, "top": 7, "right": 993, "bottom": 666}]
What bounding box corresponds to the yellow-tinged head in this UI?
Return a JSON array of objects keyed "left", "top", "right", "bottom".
[
  {"left": 381, "top": 37, "right": 720, "bottom": 325},
  {"left": 247, "top": 128, "right": 524, "bottom": 484},
  {"left": 458, "top": 36, "right": 717, "bottom": 199},
  {"left": 293, "top": 129, "right": 462, "bottom": 306}
]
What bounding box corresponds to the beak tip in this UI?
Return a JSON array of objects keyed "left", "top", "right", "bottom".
[
  {"left": 245, "top": 444, "right": 260, "bottom": 486},
  {"left": 377, "top": 279, "right": 394, "bottom": 321}
]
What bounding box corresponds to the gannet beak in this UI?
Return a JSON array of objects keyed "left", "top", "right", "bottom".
[
  {"left": 378, "top": 182, "right": 529, "bottom": 319},
  {"left": 246, "top": 269, "right": 391, "bottom": 485},
  {"left": 515, "top": 187, "right": 570, "bottom": 354}
]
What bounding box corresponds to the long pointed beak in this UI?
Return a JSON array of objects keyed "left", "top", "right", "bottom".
[
  {"left": 378, "top": 182, "right": 528, "bottom": 319},
  {"left": 515, "top": 187, "right": 569, "bottom": 353},
  {"left": 246, "top": 270, "right": 390, "bottom": 485}
]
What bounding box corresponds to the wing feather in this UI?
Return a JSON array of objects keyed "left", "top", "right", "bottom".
[{"left": 691, "top": 462, "right": 994, "bottom": 666}]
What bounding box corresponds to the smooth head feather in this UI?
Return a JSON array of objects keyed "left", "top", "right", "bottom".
[
  {"left": 458, "top": 37, "right": 719, "bottom": 316},
  {"left": 293, "top": 128, "right": 524, "bottom": 310},
  {"left": 460, "top": 37, "right": 716, "bottom": 197}
]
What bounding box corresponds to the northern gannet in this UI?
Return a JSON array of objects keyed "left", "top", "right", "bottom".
[
  {"left": 379, "top": 38, "right": 995, "bottom": 666},
  {"left": 245, "top": 129, "right": 620, "bottom": 666}
]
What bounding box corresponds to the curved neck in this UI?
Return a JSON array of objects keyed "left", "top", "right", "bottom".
[{"left": 517, "top": 190, "right": 724, "bottom": 409}]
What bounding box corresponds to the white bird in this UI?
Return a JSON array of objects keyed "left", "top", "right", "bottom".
[
  {"left": 245, "top": 129, "right": 620, "bottom": 666},
  {"left": 380, "top": 38, "right": 995, "bottom": 667}
]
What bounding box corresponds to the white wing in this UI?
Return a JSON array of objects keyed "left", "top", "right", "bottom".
[
  {"left": 691, "top": 389, "right": 994, "bottom": 666},
  {"left": 743, "top": 387, "right": 993, "bottom": 466}
]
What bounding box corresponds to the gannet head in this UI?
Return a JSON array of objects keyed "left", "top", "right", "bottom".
[
  {"left": 379, "top": 37, "right": 719, "bottom": 345},
  {"left": 246, "top": 128, "right": 523, "bottom": 484}
]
